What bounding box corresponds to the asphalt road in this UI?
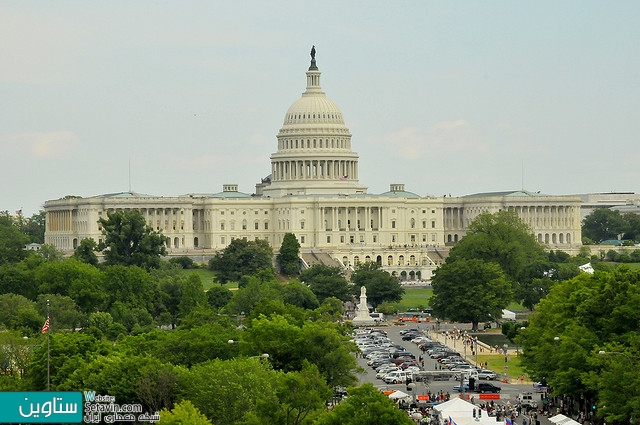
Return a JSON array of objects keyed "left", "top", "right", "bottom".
[{"left": 355, "top": 322, "right": 555, "bottom": 425}]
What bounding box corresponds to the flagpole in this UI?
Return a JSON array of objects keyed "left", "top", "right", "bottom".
[{"left": 46, "top": 299, "right": 50, "bottom": 392}]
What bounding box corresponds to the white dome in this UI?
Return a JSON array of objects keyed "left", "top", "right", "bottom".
[
  {"left": 282, "top": 95, "right": 345, "bottom": 126},
  {"left": 260, "top": 49, "right": 368, "bottom": 198}
]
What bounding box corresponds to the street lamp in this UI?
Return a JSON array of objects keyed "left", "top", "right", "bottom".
[
  {"left": 474, "top": 337, "right": 478, "bottom": 367},
  {"left": 464, "top": 336, "right": 467, "bottom": 360},
  {"left": 597, "top": 350, "right": 632, "bottom": 363}
]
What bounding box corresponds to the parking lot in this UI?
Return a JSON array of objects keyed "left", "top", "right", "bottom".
[{"left": 354, "top": 322, "right": 553, "bottom": 425}]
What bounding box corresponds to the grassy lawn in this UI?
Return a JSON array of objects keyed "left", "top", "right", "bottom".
[
  {"left": 397, "top": 287, "right": 433, "bottom": 311},
  {"left": 176, "top": 268, "right": 238, "bottom": 290},
  {"left": 476, "top": 353, "right": 529, "bottom": 381}
]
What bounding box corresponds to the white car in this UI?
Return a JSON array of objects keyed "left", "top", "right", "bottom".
[
  {"left": 383, "top": 371, "right": 411, "bottom": 384},
  {"left": 376, "top": 366, "right": 400, "bottom": 379},
  {"left": 477, "top": 369, "right": 497, "bottom": 380}
]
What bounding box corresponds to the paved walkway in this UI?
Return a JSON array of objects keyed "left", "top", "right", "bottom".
[{"left": 424, "top": 326, "right": 534, "bottom": 385}]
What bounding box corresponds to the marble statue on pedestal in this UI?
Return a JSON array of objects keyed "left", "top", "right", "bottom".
[{"left": 352, "top": 286, "right": 376, "bottom": 326}]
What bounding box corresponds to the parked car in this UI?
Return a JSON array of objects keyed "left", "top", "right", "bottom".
[
  {"left": 453, "top": 383, "right": 470, "bottom": 392},
  {"left": 477, "top": 369, "right": 497, "bottom": 380},
  {"left": 475, "top": 383, "right": 501, "bottom": 393},
  {"left": 376, "top": 366, "right": 400, "bottom": 379},
  {"left": 383, "top": 370, "right": 411, "bottom": 384},
  {"left": 533, "top": 382, "right": 548, "bottom": 393}
]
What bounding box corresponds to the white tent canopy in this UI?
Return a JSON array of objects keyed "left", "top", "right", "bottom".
[
  {"left": 433, "top": 398, "right": 501, "bottom": 425},
  {"left": 549, "top": 414, "right": 581, "bottom": 425},
  {"left": 434, "top": 398, "right": 476, "bottom": 415},
  {"left": 388, "top": 390, "right": 410, "bottom": 400},
  {"left": 502, "top": 309, "right": 516, "bottom": 321}
]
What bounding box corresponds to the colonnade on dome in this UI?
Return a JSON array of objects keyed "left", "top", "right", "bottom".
[{"left": 271, "top": 159, "right": 358, "bottom": 182}]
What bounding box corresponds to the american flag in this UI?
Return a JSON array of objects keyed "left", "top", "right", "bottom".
[
  {"left": 41, "top": 317, "right": 50, "bottom": 334},
  {"left": 339, "top": 175, "right": 348, "bottom": 181}
]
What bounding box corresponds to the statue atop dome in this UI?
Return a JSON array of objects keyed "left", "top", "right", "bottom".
[{"left": 309, "top": 45, "right": 318, "bottom": 71}]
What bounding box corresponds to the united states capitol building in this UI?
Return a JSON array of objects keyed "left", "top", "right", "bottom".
[{"left": 44, "top": 49, "right": 582, "bottom": 280}]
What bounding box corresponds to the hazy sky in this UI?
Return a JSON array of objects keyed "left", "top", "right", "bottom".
[{"left": 2, "top": 2, "right": 639, "bottom": 216}]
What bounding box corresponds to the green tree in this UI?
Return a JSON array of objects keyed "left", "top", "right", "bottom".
[
  {"left": 36, "top": 244, "right": 64, "bottom": 262},
  {"left": 0, "top": 213, "right": 30, "bottom": 265},
  {"left": 101, "top": 265, "right": 157, "bottom": 312},
  {"left": 350, "top": 262, "right": 404, "bottom": 308},
  {"left": 0, "top": 259, "right": 41, "bottom": 300},
  {"left": 159, "top": 400, "right": 213, "bottom": 425},
  {"left": 36, "top": 294, "right": 84, "bottom": 332},
  {"left": 622, "top": 212, "right": 640, "bottom": 242},
  {"left": 582, "top": 208, "right": 628, "bottom": 243},
  {"left": 21, "top": 211, "right": 46, "bottom": 244},
  {"left": 168, "top": 256, "right": 195, "bottom": 269},
  {"left": 27, "top": 332, "right": 111, "bottom": 390},
  {"left": 314, "top": 383, "right": 414, "bottom": 425},
  {"left": 282, "top": 281, "right": 320, "bottom": 310},
  {"left": 300, "top": 264, "right": 351, "bottom": 303},
  {"left": 226, "top": 278, "right": 284, "bottom": 316},
  {"left": 99, "top": 210, "right": 168, "bottom": 269},
  {"left": 311, "top": 297, "right": 345, "bottom": 322},
  {"left": 446, "top": 210, "right": 548, "bottom": 309},
  {"left": 72, "top": 238, "right": 99, "bottom": 266},
  {"left": 178, "top": 274, "right": 207, "bottom": 319},
  {"left": 58, "top": 352, "right": 178, "bottom": 412},
  {"left": 430, "top": 258, "right": 512, "bottom": 331},
  {"left": 250, "top": 361, "right": 332, "bottom": 425},
  {"left": 0, "top": 293, "right": 44, "bottom": 335},
  {"left": 0, "top": 330, "right": 34, "bottom": 379},
  {"left": 89, "top": 311, "right": 114, "bottom": 334},
  {"left": 208, "top": 238, "right": 274, "bottom": 284},
  {"left": 178, "top": 357, "right": 278, "bottom": 424},
  {"left": 243, "top": 314, "right": 357, "bottom": 388},
  {"left": 206, "top": 285, "right": 233, "bottom": 310},
  {"left": 521, "top": 268, "right": 640, "bottom": 422},
  {"left": 278, "top": 232, "right": 301, "bottom": 275}
]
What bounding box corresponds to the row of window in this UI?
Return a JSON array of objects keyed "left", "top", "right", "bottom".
[
  {"left": 281, "top": 138, "right": 348, "bottom": 150},
  {"left": 286, "top": 112, "right": 342, "bottom": 121}
]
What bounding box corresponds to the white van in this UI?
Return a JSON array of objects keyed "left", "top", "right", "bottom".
[
  {"left": 370, "top": 312, "right": 385, "bottom": 321},
  {"left": 456, "top": 369, "right": 479, "bottom": 382},
  {"left": 518, "top": 392, "right": 538, "bottom": 409},
  {"left": 383, "top": 371, "right": 411, "bottom": 384}
]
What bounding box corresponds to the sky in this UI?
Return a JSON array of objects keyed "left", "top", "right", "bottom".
[{"left": 2, "top": 2, "right": 639, "bottom": 217}]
